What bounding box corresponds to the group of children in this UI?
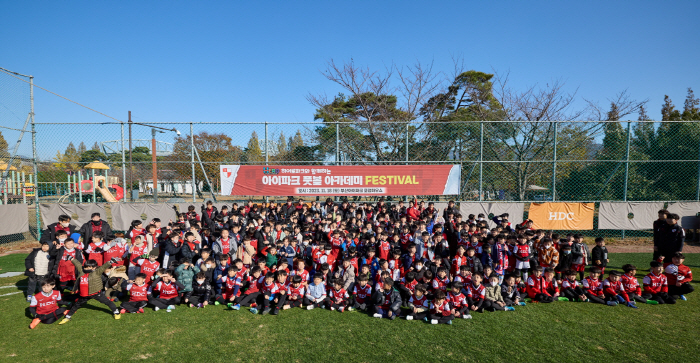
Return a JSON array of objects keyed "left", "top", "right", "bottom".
[{"left": 24, "top": 199, "right": 694, "bottom": 328}]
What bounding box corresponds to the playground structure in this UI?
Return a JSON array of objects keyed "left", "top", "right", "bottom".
[
  {"left": 56, "top": 162, "right": 124, "bottom": 203},
  {"left": 0, "top": 163, "right": 35, "bottom": 205}
]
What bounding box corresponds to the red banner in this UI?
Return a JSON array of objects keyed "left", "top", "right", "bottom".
[{"left": 220, "top": 165, "right": 461, "bottom": 196}]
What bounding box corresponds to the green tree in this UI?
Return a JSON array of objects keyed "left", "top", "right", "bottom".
[
  {"left": 80, "top": 149, "right": 108, "bottom": 164},
  {"left": 242, "top": 131, "right": 263, "bottom": 163},
  {"left": 91, "top": 142, "right": 101, "bottom": 151},
  {"left": 78, "top": 142, "right": 87, "bottom": 155},
  {"left": 0, "top": 131, "right": 8, "bottom": 159}
]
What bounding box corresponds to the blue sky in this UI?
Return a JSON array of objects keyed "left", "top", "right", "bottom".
[{"left": 1, "top": 1, "right": 699, "bottom": 160}]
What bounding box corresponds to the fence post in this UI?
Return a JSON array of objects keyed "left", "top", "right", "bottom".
[
  {"left": 479, "top": 122, "right": 484, "bottom": 201},
  {"left": 191, "top": 122, "right": 196, "bottom": 203},
  {"left": 336, "top": 121, "right": 340, "bottom": 165},
  {"left": 552, "top": 122, "right": 558, "bottom": 201},
  {"left": 696, "top": 131, "right": 700, "bottom": 200},
  {"left": 78, "top": 171, "right": 83, "bottom": 202},
  {"left": 121, "top": 121, "right": 126, "bottom": 203},
  {"left": 622, "top": 121, "right": 632, "bottom": 239},
  {"left": 30, "top": 75, "right": 40, "bottom": 238}
]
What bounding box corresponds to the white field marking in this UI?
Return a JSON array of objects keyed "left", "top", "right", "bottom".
[{"left": 0, "top": 291, "right": 22, "bottom": 297}]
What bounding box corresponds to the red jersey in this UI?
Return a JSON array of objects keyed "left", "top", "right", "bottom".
[
  {"left": 468, "top": 283, "right": 485, "bottom": 300},
  {"left": 620, "top": 274, "right": 641, "bottom": 295},
  {"left": 86, "top": 241, "right": 106, "bottom": 265},
  {"left": 56, "top": 248, "right": 78, "bottom": 282},
  {"left": 602, "top": 278, "right": 629, "bottom": 302},
  {"left": 244, "top": 276, "right": 263, "bottom": 295},
  {"left": 515, "top": 244, "right": 530, "bottom": 260},
  {"left": 543, "top": 279, "right": 559, "bottom": 296},
  {"left": 582, "top": 276, "right": 603, "bottom": 297},
  {"left": 432, "top": 276, "right": 450, "bottom": 292},
  {"left": 152, "top": 281, "right": 180, "bottom": 299},
  {"left": 138, "top": 259, "right": 160, "bottom": 281},
  {"left": 221, "top": 276, "right": 240, "bottom": 297},
  {"left": 129, "top": 244, "right": 148, "bottom": 264},
  {"left": 287, "top": 285, "right": 306, "bottom": 301},
  {"left": 561, "top": 278, "right": 579, "bottom": 290},
  {"left": 328, "top": 287, "right": 348, "bottom": 304},
  {"left": 30, "top": 290, "right": 61, "bottom": 315},
  {"left": 378, "top": 241, "right": 391, "bottom": 260},
  {"left": 664, "top": 263, "right": 693, "bottom": 286},
  {"left": 261, "top": 281, "right": 279, "bottom": 295},
  {"left": 643, "top": 272, "right": 668, "bottom": 294},
  {"left": 447, "top": 291, "right": 468, "bottom": 308},
  {"left": 526, "top": 276, "right": 549, "bottom": 298},
  {"left": 453, "top": 274, "right": 472, "bottom": 285},
  {"left": 430, "top": 299, "right": 451, "bottom": 316},
  {"left": 353, "top": 284, "right": 372, "bottom": 303},
  {"left": 104, "top": 243, "right": 127, "bottom": 266},
  {"left": 291, "top": 269, "right": 310, "bottom": 283},
  {"left": 130, "top": 228, "right": 146, "bottom": 244},
  {"left": 127, "top": 283, "right": 149, "bottom": 302},
  {"left": 400, "top": 278, "right": 418, "bottom": 293},
  {"left": 409, "top": 294, "right": 429, "bottom": 309},
  {"left": 219, "top": 238, "right": 231, "bottom": 255},
  {"left": 451, "top": 255, "right": 467, "bottom": 275}
]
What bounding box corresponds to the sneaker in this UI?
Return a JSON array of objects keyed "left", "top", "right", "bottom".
[
  {"left": 338, "top": 307, "right": 344, "bottom": 313},
  {"left": 167, "top": 305, "right": 176, "bottom": 310},
  {"left": 646, "top": 299, "right": 659, "bottom": 305},
  {"left": 232, "top": 304, "right": 241, "bottom": 311},
  {"left": 558, "top": 297, "right": 569, "bottom": 302},
  {"left": 359, "top": 303, "right": 366, "bottom": 310},
  {"left": 250, "top": 303, "right": 257, "bottom": 308},
  {"left": 26, "top": 295, "right": 32, "bottom": 303},
  {"left": 120, "top": 309, "right": 127, "bottom": 314},
  {"left": 198, "top": 303, "right": 204, "bottom": 309},
  {"left": 388, "top": 313, "right": 395, "bottom": 320},
  {"left": 406, "top": 315, "right": 414, "bottom": 320},
  {"left": 627, "top": 302, "right": 639, "bottom": 309},
  {"left": 250, "top": 307, "right": 258, "bottom": 314},
  {"left": 524, "top": 298, "right": 532, "bottom": 303},
  {"left": 463, "top": 314, "right": 473, "bottom": 319},
  {"left": 423, "top": 317, "right": 428, "bottom": 322},
  {"left": 58, "top": 317, "right": 70, "bottom": 325},
  {"left": 29, "top": 318, "right": 41, "bottom": 329},
  {"left": 518, "top": 302, "right": 526, "bottom": 306},
  {"left": 189, "top": 304, "right": 194, "bottom": 308},
  {"left": 680, "top": 295, "right": 687, "bottom": 301},
  {"left": 215, "top": 301, "right": 221, "bottom": 306},
  {"left": 138, "top": 308, "right": 144, "bottom": 313},
  {"left": 430, "top": 319, "right": 438, "bottom": 325},
  {"left": 505, "top": 306, "right": 515, "bottom": 311},
  {"left": 271, "top": 308, "right": 279, "bottom": 315},
  {"left": 154, "top": 307, "right": 160, "bottom": 312},
  {"left": 307, "top": 305, "right": 315, "bottom": 310},
  {"left": 347, "top": 307, "right": 353, "bottom": 312},
  {"left": 447, "top": 320, "right": 452, "bottom": 325},
  {"left": 606, "top": 301, "right": 618, "bottom": 306},
  {"left": 262, "top": 307, "right": 271, "bottom": 315},
  {"left": 330, "top": 307, "right": 335, "bottom": 311},
  {"left": 114, "top": 313, "right": 121, "bottom": 320},
  {"left": 166, "top": 308, "right": 173, "bottom": 313},
  {"left": 373, "top": 313, "right": 383, "bottom": 318}
]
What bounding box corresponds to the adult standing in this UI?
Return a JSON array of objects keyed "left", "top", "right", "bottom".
[
  {"left": 79, "top": 212, "right": 113, "bottom": 242},
  {"left": 652, "top": 209, "right": 668, "bottom": 262},
  {"left": 660, "top": 213, "right": 684, "bottom": 264},
  {"left": 41, "top": 214, "right": 78, "bottom": 244}
]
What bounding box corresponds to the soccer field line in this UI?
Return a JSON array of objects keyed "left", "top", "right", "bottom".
[{"left": 0, "top": 291, "right": 22, "bottom": 297}]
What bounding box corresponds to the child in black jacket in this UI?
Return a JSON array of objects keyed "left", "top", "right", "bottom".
[
  {"left": 591, "top": 237, "right": 609, "bottom": 275},
  {"left": 186, "top": 272, "right": 212, "bottom": 308}
]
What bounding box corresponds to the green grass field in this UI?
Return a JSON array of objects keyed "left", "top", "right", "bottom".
[{"left": 0, "top": 253, "right": 698, "bottom": 363}]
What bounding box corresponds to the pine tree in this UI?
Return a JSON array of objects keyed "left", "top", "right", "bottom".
[
  {"left": 661, "top": 95, "right": 681, "bottom": 121},
  {"left": 289, "top": 130, "right": 304, "bottom": 151},
  {"left": 92, "top": 142, "right": 101, "bottom": 151},
  {"left": 276, "top": 132, "right": 287, "bottom": 157},
  {"left": 683, "top": 88, "right": 700, "bottom": 120},
  {"left": 78, "top": 142, "right": 87, "bottom": 154},
  {"left": 243, "top": 131, "right": 263, "bottom": 162}
]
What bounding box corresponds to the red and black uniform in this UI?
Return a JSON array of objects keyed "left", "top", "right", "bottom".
[
  {"left": 120, "top": 283, "right": 150, "bottom": 313},
  {"left": 602, "top": 278, "right": 629, "bottom": 303},
  {"left": 526, "top": 275, "right": 553, "bottom": 303},
  {"left": 431, "top": 276, "right": 450, "bottom": 293},
  {"left": 447, "top": 291, "right": 469, "bottom": 316},
  {"left": 148, "top": 280, "right": 183, "bottom": 309},
  {"left": 286, "top": 285, "right": 306, "bottom": 308},
  {"left": 665, "top": 263, "right": 695, "bottom": 298},
  {"left": 104, "top": 242, "right": 127, "bottom": 267},
  {"left": 216, "top": 275, "right": 241, "bottom": 304},
  {"left": 85, "top": 241, "right": 106, "bottom": 266},
  {"left": 30, "top": 290, "right": 66, "bottom": 324},
  {"left": 429, "top": 299, "right": 454, "bottom": 324},
  {"left": 234, "top": 276, "right": 263, "bottom": 307},
  {"left": 326, "top": 287, "right": 348, "bottom": 310},
  {"left": 582, "top": 276, "right": 605, "bottom": 304},
  {"left": 561, "top": 278, "right": 585, "bottom": 301},
  {"left": 642, "top": 272, "right": 675, "bottom": 304},
  {"left": 53, "top": 247, "right": 82, "bottom": 287},
  {"left": 620, "top": 274, "right": 645, "bottom": 303},
  {"left": 406, "top": 293, "right": 429, "bottom": 320},
  {"left": 352, "top": 284, "right": 372, "bottom": 308},
  {"left": 137, "top": 259, "right": 160, "bottom": 284},
  {"left": 467, "top": 283, "right": 486, "bottom": 312}
]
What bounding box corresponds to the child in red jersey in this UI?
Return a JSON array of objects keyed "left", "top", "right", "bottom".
[
  {"left": 119, "top": 273, "right": 150, "bottom": 314},
  {"left": 259, "top": 272, "right": 282, "bottom": 315},
  {"left": 283, "top": 275, "right": 306, "bottom": 309},
  {"left": 526, "top": 267, "right": 554, "bottom": 303},
  {"left": 448, "top": 281, "right": 473, "bottom": 318},
  {"left": 371, "top": 278, "right": 402, "bottom": 320},
  {"left": 428, "top": 290, "right": 453, "bottom": 325},
  {"left": 665, "top": 252, "right": 694, "bottom": 300},
  {"left": 398, "top": 271, "right": 418, "bottom": 303},
  {"left": 432, "top": 266, "right": 450, "bottom": 293},
  {"left": 127, "top": 235, "right": 148, "bottom": 280},
  {"left": 103, "top": 234, "right": 129, "bottom": 268},
  {"left": 560, "top": 270, "right": 588, "bottom": 302},
  {"left": 603, "top": 270, "right": 637, "bottom": 308},
  {"left": 467, "top": 273, "right": 486, "bottom": 313},
  {"left": 350, "top": 274, "right": 372, "bottom": 311},
  {"left": 29, "top": 277, "right": 66, "bottom": 329},
  {"left": 326, "top": 278, "right": 349, "bottom": 312},
  {"left": 451, "top": 245, "right": 467, "bottom": 277},
  {"left": 542, "top": 268, "right": 561, "bottom": 300},
  {"left": 231, "top": 266, "right": 263, "bottom": 311},
  {"left": 52, "top": 238, "right": 82, "bottom": 290},
  {"left": 643, "top": 261, "right": 676, "bottom": 304},
  {"left": 620, "top": 264, "right": 654, "bottom": 304},
  {"left": 215, "top": 267, "right": 241, "bottom": 308},
  {"left": 582, "top": 267, "right": 610, "bottom": 305},
  {"left": 405, "top": 284, "right": 429, "bottom": 321},
  {"left": 137, "top": 249, "right": 161, "bottom": 284},
  {"left": 148, "top": 269, "right": 184, "bottom": 312},
  {"left": 85, "top": 231, "right": 106, "bottom": 266}
]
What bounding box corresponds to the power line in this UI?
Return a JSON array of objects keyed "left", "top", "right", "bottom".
[{"left": 0, "top": 67, "right": 123, "bottom": 123}]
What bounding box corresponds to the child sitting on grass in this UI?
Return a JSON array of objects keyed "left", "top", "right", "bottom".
[
  {"left": 602, "top": 270, "right": 637, "bottom": 308},
  {"left": 148, "top": 269, "right": 184, "bottom": 312},
  {"left": 29, "top": 277, "right": 67, "bottom": 329},
  {"left": 582, "top": 267, "right": 613, "bottom": 306},
  {"left": 560, "top": 270, "right": 588, "bottom": 302},
  {"left": 231, "top": 267, "right": 263, "bottom": 311},
  {"left": 405, "top": 284, "right": 429, "bottom": 321},
  {"left": 372, "top": 278, "right": 402, "bottom": 320},
  {"left": 283, "top": 275, "right": 306, "bottom": 309},
  {"left": 350, "top": 274, "right": 372, "bottom": 311},
  {"left": 120, "top": 273, "right": 149, "bottom": 314},
  {"left": 664, "top": 252, "right": 694, "bottom": 300},
  {"left": 327, "top": 278, "right": 349, "bottom": 312},
  {"left": 186, "top": 272, "right": 212, "bottom": 308},
  {"left": 621, "top": 264, "right": 654, "bottom": 304},
  {"left": 484, "top": 274, "right": 513, "bottom": 311},
  {"left": 448, "top": 281, "right": 473, "bottom": 318},
  {"left": 526, "top": 267, "right": 553, "bottom": 303},
  {"left": 643, "top": 261, "right": 675, "bottom": 304},
  {"left": 501, "top": 274, "right": 525, "bottom": 306},
  {"left": 304, "top": 273, "right": 327, "bottom": 310},
  {"left": 428, "top": 290, "right": 453, "bottom": 325}
]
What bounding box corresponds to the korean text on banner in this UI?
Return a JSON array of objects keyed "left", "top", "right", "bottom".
[
  {"left": 220, "top": 165, "right": 461, "bottom": 196},
  {"left": 528, "top": 202, "right": 594, "bottom": 230}
]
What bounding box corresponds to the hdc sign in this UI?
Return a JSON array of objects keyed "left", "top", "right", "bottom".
[{"left": 529, "top": 203, "right": 594, "bottom": 230}]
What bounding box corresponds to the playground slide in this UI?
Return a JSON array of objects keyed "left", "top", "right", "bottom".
[{"left": 95, "top": 185, "right": 118, "bottom": 202}]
